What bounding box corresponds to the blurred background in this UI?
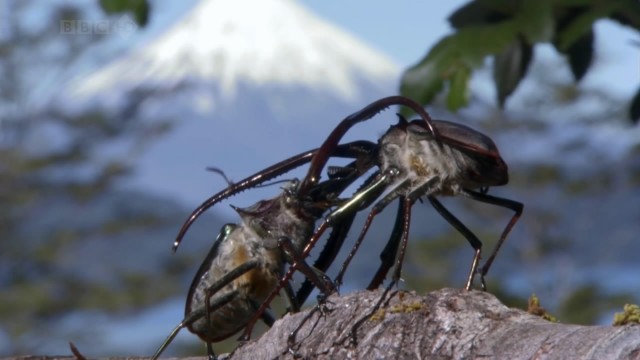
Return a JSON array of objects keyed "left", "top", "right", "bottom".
[{"left": 1, "top": 0, "right": 638, "bottom": 356}]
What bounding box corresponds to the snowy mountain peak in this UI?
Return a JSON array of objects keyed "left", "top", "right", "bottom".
[{"left": 69, "top": 0, "right": 399, "bottom": 102}]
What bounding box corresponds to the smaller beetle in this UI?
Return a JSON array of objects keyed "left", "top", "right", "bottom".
[{"left": 151, "top": 141, "right": 379, "bottom": 360}]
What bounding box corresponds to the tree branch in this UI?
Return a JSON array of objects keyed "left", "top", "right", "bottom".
[
  {"left": 233, "top": 288, "right": 640, "bottom": 359},
  {"left": 6, "top": 288, "right": 639, "bottom": 360}
]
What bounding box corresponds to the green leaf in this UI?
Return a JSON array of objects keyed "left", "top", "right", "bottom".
[
  {"left": 493, "top": 36, "right": 533, "bottom": 107},
  {"left": 554, "top": 2, "right": 622, "bottom": 51},
  {"left": 448, "top": 0, "right": 515, "bottom": 29},
  {"left": 99, "top": 0, "right": 150, "bottom": 26},
  {"left": 100, "top": 0, "right": 129, "bottom": 13},
  {"left": 447, "top": 65, "right": 471, "bottom": 111},
  {"left": 515, "top": 0, "right": 555, "bottom": 43},
  {"left": 630, "top": 87, "right": 640, "bottom": 124},
  {"left": 400, "top": 21, "right": 518, "bottom": 112},
  {"left": 450, "top": 0, "right": 554, "bottom": 41},
  {"left": 400, "top": 60, "right": 445, "bottom": 117},
  {"left": 609, "top": 0, "right": 640, "bottom": 30}
]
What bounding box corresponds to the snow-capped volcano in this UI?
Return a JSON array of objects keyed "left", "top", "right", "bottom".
[
  {"left": 67, "top": 0, "right": 398, "bottom": 106},
  {"left": 56, "top": 0, "right": 402, "bottom": 208}
]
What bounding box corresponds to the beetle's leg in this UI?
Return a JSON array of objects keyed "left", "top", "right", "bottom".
[
  {"left": 152, "top": 259, "right": 262, "bottom": 360},
  {"left": 460, "top": 189, "right": 523, "bottom": 288},
  {"left": 286, "top": 292, "right": 335, "bottom": 357},
  {"left": 239, "top": 236, "right": 334, "bottom": 341},
  {"left": 334, "top": 172, "right": 424, "bottom": 288},
  {"left": 295, "top": 167, "right": 380, "bottom": 304},
  {"left": 242, "top": 168, "right": 399, "bottom": 340},
  {"left": 197, "top": 258, "right": 271, "bottom": 343},
  {"left": 343, "top": 198, "right": 413, "bottom": 346},
  {"left": 202, "top": 259, "right": 262, "bottom": 324},
  {"left": 332, "top": 199, "right": 388, "bottom": 288},
  {"left": 331, "top": 182, "right": 425, "bottom": 347},
  {"left": 295, "top": 212, "right": 356, "bottom": 305},
  {"left": 206, "top": 343, "right": 215, "bottom": 360},
  {"left": 428, "top": 196, "right": 483, "bottom": 291},
  {"left": 367, "top": 200, "right": 407, "bottom": 290},
  {"left": 278, "top": 236, "right": 335, "bottom": 295},
  {"left": 151, "top": 290, "right": 239, "bottom": 360},
  {"left": 283, "top": 278, "right": 300, "bottom": 314},
  {"left": 330, "top": 172, "right": 404, "bottom": 288},
  {"left": 295, "top": 157, "right": 378, "bottom": 305},
  {"left": 388, "top": 198, "right": 413, "bottom": 285}
]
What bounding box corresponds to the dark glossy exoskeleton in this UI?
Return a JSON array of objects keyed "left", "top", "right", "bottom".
[
  {"left": 151, "top": 143, "right": 375, "bottom": 359},
  {"left": 245, "top": 108, "right": 522, "bottom": 341},
  {"left": 321, "top": 115, "right": 524, "bottom": 346},
  {"left": 152, "top": 96, "right": 437, "bottom": 359},
  {"left": 238, "top": 97, "right": 523, "bottom": 348},
  {"left": 238, "top": 98, "right": 439, "bottom": 338},
  {"left": 333, "top": 116, "right": 523, "bottom": 293},
  {"left": 271, "top": 113, "right": 521, "bottom": 349}
]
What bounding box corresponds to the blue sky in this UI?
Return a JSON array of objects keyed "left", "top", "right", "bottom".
[{"left": 299, "top": 1, "right": 461, "bottom": 67}]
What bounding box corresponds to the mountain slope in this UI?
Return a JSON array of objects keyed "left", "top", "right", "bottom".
[
  {"left": 66, "top": 0, "right": 399, "bottom": 105},
  {"left": 54, "top": 0, "right": 402, "bottom": 210}
]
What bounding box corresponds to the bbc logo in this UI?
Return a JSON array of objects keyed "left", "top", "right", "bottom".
[{"left": 59, "top": 17, "right": 137, "bottom": 35}]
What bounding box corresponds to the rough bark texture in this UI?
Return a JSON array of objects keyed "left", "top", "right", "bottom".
[
  {"left": 231, "top": 288, "right": 640, "bottom": 359},
  {"left": 5, "top": 288, "right": 640, "bottom": 360}
]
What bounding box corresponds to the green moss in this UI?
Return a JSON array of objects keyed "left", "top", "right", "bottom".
[
  {"left": 527, "top": 294, "right": 558, "bottom": 323},
  {"left": 389, "top": 301, "right": 424, "bottom": 314},
  {"left": 369, "top": 308, "right": 386, "bottom": 322},
  {"left": 613, "top": 304, "right": 640, "bottom": 326}
]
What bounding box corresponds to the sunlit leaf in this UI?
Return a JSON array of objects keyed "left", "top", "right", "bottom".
[
  {"left": 449, "top": 0, "right": 554, "bottom": 42},
  {"left": 447, "top": 65, "right": 471, "bottom": 111},
  {"left": 554, "top": 3, "right": 621, "bottom": 51},
  {"left": 448, "top": 0, "right": 515, "bottom": 29},
  {"left": 493, "top": 36, "right": 533, "bottom": 107},
  {"left": 99, "top": 0, "right": 149, "bottom": 26},
  {"left": 400, "top": 21, "right": 518, "bottom": 113},
  {"left": 517, "top": 0, "right": 554, "bottom": 43}
]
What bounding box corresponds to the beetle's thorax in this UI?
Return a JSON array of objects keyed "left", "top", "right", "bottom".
[
  {"left": 379, "top": 125, "right": 473, "bottom": 196},
  {"left": 235, "top": 191, "right": 314, "bottom": 251}
]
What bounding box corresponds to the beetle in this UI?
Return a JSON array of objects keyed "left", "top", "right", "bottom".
[
  {"left": 334, "top": 115, "right": 523, "bottom": 292},
  {"left": 150, "top": 142, "right": 375, "bottom": 359},
  {"left": 243, "top": 110, "right": 522, "bottom": 342},
  {"left": 151, "top": 96, "right": 437, "bottom": 359}
]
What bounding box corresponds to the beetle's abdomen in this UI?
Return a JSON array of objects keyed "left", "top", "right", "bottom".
[{"left": 185, "top": 227, "right": 282, "bottom": 342}]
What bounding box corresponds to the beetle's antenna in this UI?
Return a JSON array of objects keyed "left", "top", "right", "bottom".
[
  {"left": 206, "top": 167, "right": 234, "bottom": 186},
  {"left": 259, "top": 179, "right": 295, "bottom": 188},
  {"left": 207, "top": 166, "right": 294, "bottom": 189}
]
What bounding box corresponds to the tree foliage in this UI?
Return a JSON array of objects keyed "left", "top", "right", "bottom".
[
  {"left": 99, "top": 0, "right": 150, "bottom": 26},
  {"left": 400, "top": 0, "right": 640, "bottom": 122},
  {"left": 0, "top": 2, "right": 174, "bottom": 352}
]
